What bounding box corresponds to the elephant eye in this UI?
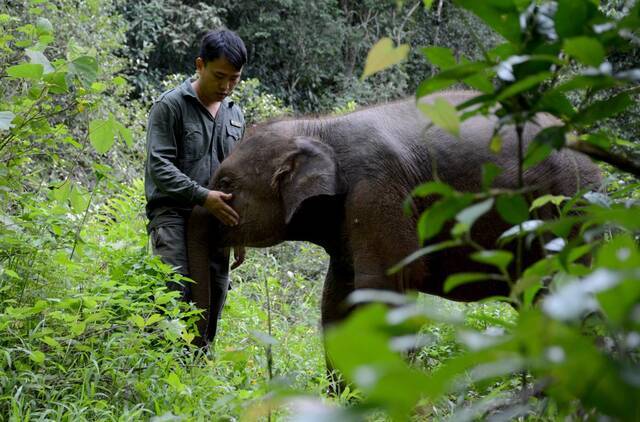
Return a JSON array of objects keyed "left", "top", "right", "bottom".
[{"left": 218, "top": 176, "right": 233, "bottom": 190}]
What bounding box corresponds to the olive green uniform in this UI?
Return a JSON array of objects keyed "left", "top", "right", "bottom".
[{"left": 144, "top": 78, "right": 244, "bottom": 336}]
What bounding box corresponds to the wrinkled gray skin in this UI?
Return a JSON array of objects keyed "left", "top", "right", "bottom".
[{"left": 187, "top": 91, "right": 601, "bottom": 343}]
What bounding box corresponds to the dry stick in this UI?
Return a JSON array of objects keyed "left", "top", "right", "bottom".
[
  {"left": 567, "top": 140, "right": 640, "bottom": 178},
  {"left": 263, "top": 274, "right": 274, "bottom": 422}
]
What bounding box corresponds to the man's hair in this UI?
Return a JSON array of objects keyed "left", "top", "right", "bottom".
[{"left": 199, "top": 29, "right": 247, "bottom": 70}]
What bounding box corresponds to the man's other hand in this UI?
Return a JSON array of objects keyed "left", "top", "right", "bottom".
[
  {"left": 231, "top": 246, "right": 246, "bottom": 270},
  {"left": 203, "top": 190, "right": 239, "bottom": 226}
]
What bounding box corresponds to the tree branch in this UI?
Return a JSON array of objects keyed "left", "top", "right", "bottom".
[{"left": 567, "top": 140, "right": 640, "bottom": 178}]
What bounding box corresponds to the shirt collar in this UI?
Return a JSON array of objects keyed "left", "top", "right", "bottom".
[{"left": 180, "top": 78, "right": 235, "bottom": 108}]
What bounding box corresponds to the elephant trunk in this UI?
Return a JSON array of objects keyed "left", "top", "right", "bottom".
[{"left": 186, "top": 205, "right": 215, "bottom": 346}]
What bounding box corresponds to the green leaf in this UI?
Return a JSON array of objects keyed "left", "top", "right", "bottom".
[
  {"left": 388, "top": 240, "right": 462, "bottom": 274},
  {"left": 536, "top": 91, "right": 576, "bottom": 118},
  {"left": 496, "top": 72, "right": 552, "bottom": 101},
  {"left": 572, "top": 93, "right": 633, "bottom": 126},
  {"left": 35, "top": 17, "right": 53, "bottom": 35},
  {"left": 249, "top": 329, "right": 278, "bottom": 346},
  {"left": 50, "top": 179, "right": 72, "bottom": 203},
  {"left": 70, "top": 320, "right": 86, "bottom": 336},
  {"left": 444, "top": 272, "right": 492, "bottom": 293},
  {"left": 596, "top": 234, "right": 640, "bottom": 270},
  {"left": 70, "top": 186, "right": 89, "bottom": 213},
  {"left": 564, "top": 37, "right": 605, "bottom": 67},
  {"left": 423, "top": 0, "right": 434, "bottom": 8},
  {"left": 455, "top": 0, "right": 521, "bottom": 44},
  {"left": 29, "top": 350, "right": 45, "bottom": 364},
  {"left": 416, "top": 77, "right": 456, "bottom": 97},
  {"left": 0, "top": 111, "right": 15, "bottom": 131},
  {"left": 418, "top": 195, "right": 474, "bottom": 242},
  {"left": 418, "top": 98, "right": 460, "bottom": 137},
  {"left": 496, "top": 194, "right": 529, "bottom": 225},
  {"left": 523, "top": 126, "right": 566, "bottom": 169},
  {"left": 481, "top": 162, "right": 503, "bottom": 190},
  {"left": 471, "top": 250, "right": 513, "bottom": 273},
  {"left": 43, "top": 71, "right": 68, "bottom": 94},
  {"left": 41, "top": 336, "right": 62, "bottom": 350},
  {"left": 422, "top": 46, "right": 456, "bottom": 69},
  {"left": 165, "top": 372, "right": 186, "bottom": 392},
  {"left": 361, "top": 37, "right": 410, "bottom": 79},
  {"left": 555, "top": 0, "right": 589, "bottom": 38},
  {"left": 411, "top": 181, "right": 454, "bottom": 198},
  {"left": 530, "top": 194, "right": 568, "bottom": 211},
  {"left": 489, "top": 134, "right": 502, "bottom": 153},
  {"left": 145, "top": 314, "right": 164, "bottom": 326},
  {"left": 26, "top": 49, "right": 53, "bottom": 74},
  {"left": 7, "top": 63, "right": 44, "bottom": 80},
  {"left": 89, "top": 118, "right": 116, "bottom": 154},
  {"left": 69, "top": 56, "right": 98, "bottom": 87},
  {"left": 114, "top": 120, "right": 133, "bottom": 147}
]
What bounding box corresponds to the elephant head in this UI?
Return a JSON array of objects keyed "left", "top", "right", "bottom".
[{"left": 210, "top": 129, "right": 344, "bottom": 247}]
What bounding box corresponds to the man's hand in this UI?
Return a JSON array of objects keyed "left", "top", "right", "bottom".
[
  {"left": 203, "top": 190, "right": 239, "bottom": 226},
  {"left": 231, "top": 246, "right": 246, "bottom": 270}
]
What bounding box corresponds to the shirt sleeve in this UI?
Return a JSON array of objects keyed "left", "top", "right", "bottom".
[{"left": 145, "top": 101, "right": 210, "bottom": 206}]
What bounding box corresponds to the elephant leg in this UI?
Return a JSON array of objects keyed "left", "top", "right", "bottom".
[
  {"left": 321, "top": 255, "right": 355, "bottom": 395},
  {"left": 346, "top": 182, "right": 425, "bottom": 293}
]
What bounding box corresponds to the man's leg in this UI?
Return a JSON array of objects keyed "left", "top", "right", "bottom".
[{"left": 150, "top": 224, "right": 191, "bottom": 301}]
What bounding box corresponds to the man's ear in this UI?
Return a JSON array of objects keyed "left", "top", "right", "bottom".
[
  {"left": 195, "top": 57, "right": 204, "bottom": 74},
  {"left": 272, "top": 137, "right": 344, "bottom": 224}
]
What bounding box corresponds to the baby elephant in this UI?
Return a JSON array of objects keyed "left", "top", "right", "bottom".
[{"left": 187, "top": 91, "right": 601, "bottom": 343}]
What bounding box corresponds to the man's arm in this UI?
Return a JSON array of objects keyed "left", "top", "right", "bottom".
[
  {"left": 146, "top": 101, "right": 210, "bottom": 206},
  {"left": 146, "top": 102, "right": 238, "bottom": 225}
]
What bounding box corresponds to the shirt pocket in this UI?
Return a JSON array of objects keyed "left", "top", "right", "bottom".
[
  {"left": 182, "top": 123, "right": 207, "bottom": 160},
  {"left": 224, "top": 125, "right": 243, "bottom": 156}
]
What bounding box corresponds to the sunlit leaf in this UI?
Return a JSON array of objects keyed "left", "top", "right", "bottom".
[
  {"left": 361, "top": 37, "right": 410, "bottom": 79},
  {"left": 130, "top": 314, "right": 145, "bottom": 329},
  {"left": 530, "top": 194, "right": 569, "bottom": 211},
  {"left": 29, "top": 350, "right": 45, "bottom": 364}
]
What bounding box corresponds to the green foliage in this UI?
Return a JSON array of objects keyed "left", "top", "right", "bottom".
[
  {"left": 2, "top": 0, "right": 640, "bottom": 420},
  {"left": 281, "top": 0, "right": 640, "bottom": 420}
]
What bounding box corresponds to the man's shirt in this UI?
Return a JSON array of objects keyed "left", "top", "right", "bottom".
[{"left": 144, "top": 78, "right": 245, "bottom": 231}]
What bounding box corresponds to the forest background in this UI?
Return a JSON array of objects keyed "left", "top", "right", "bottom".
[{"left": 1, "top": 0, "right": 639, "bottom": 420}]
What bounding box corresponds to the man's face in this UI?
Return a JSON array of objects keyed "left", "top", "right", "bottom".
[{"left": 196, "top": 56, "right": 242, "bottom": 101}]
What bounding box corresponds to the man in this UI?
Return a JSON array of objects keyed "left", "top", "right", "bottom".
[{"left": 144, "top": 29, "right": 247, "bottom": 344}]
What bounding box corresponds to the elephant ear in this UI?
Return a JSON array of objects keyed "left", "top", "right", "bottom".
[{"left": 272, "top": 136, "right": 343, "bottom": 224}]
